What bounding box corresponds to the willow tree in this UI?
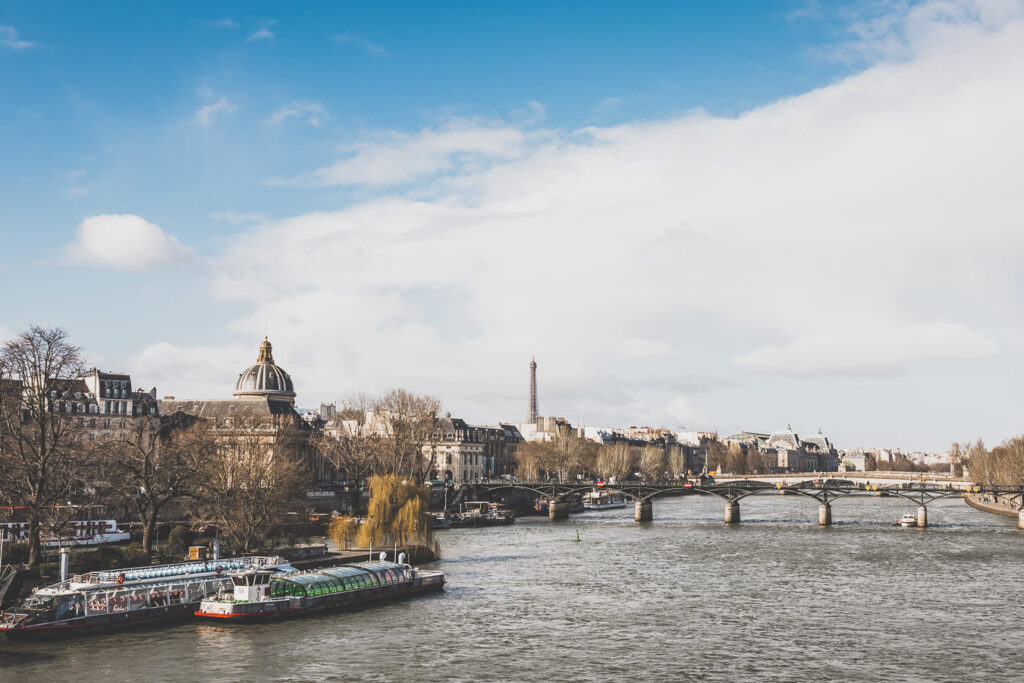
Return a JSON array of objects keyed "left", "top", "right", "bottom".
[
  {"left": 356, "top": 475, "right": 436, "bottom": 558},
  {"left": 0, "top": 326, "right": 89, "bottom": 566}
]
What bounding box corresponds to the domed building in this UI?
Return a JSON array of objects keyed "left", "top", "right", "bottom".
[
  {"left": 159, "top": 338, "right": 333, "bottom": 482},
  {"left": 233, "top": 338, "right": 296, "bottom": 404}
]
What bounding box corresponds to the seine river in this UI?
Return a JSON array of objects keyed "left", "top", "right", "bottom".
[{"left": 2, "top": 495, "right": 1023, "bottom": 682}]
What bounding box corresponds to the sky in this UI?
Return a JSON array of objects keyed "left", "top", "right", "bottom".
[{"left": 2, "top": 0, "right": 1023, "bottom": 452}]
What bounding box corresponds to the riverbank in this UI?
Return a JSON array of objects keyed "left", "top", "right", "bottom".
[{"left": 964, "top": 493, "right": 1019, "bottom": 518}]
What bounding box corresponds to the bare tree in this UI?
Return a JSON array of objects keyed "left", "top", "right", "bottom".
[
  {"left": 371, "top": 389, "right": 441, "bottom": 481},
  {"left": 0, "top": 326, "right": 89, "bottom": 566},
  {"left": 595, "top": 442, "right": 635, "bottom": 481},
  {"left": 97, "top": 416, "right": 212, "bottom": 553},
  {"left": 315, "top": 395, "right": 381, "bottom": 513},
  {"left": 639, "top": 445, "right": 669, "bottom": 481},
  {"left": 189, "top": 419, "right": 307, "bottom": 553}
]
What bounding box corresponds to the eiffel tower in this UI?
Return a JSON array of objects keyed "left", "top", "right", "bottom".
[{"left": 528, "top": 357, "right": 539, "bottom": 424}]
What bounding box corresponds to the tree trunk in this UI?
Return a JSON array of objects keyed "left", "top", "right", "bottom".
[
  {"left": 143, "top": 508, "right": 160, "bottom": 555},
  {"left": 27, "top": 517, "right": 42, "bottom": 567}
]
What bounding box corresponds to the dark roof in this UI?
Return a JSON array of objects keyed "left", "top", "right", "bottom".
[{"left": 160, "top": 397, "right": 302, "bottom": 422}]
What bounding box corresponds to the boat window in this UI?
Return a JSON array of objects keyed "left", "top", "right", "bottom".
[
  {"left": 55, "top": 594, "right": 83, "bottom": 619},
  {"left": 23, "top": 595, "right": 55, "bottom": 611}
]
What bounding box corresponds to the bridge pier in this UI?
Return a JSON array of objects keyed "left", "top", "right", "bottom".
[
  {"left": 549, "top": 501, "right": 569, "bottom": 520},
  {"left": 1019, "top": 509, "right": 1024, "bottom": 530},
  {"left": 634, "top": 500, "right": 653, "bottom": 522},
  {"left": 724, "top": 500, "right": 740, "bottom": 524},
  {"left": 818, "top": 502, "right": 832, "bottom": 526},
  {"left": 917, "top": 505, "right": 928, "bottom": 529}
]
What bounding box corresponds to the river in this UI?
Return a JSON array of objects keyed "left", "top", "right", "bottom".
[{"left": 2, "top": 494, "right": 1023, "bottom": 682}]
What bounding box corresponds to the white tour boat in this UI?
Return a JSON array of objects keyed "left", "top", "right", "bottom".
[
  {"left": 195, "top": 553, "right": 444, "bottom": 622},
  {"left": 583, "top": 490, "right": 628, "bottom": 510},
  {"left": 0, "top": 553, "right": 293, "bottom": 640}
]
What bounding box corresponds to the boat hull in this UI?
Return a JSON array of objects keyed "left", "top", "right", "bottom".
[{"left": 1, "top": 602, "right": 198, "bottom": 641}]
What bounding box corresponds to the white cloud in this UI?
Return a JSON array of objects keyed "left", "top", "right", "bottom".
[
  {"left": 732, "top": 324, "right": 998, "bottom": 377},
  {"left": 210, "top": 18, "right": 238, "bottom": 29},
  {"left": 287, "top": 122, "right": 534, "bottom": 186},
  {"left": 129, "top": 342, "right": 251, "bottom": 400},
  {"left": 67, "top": 214, "right": 193, "bottom": 271},
  {"left": 265, "top": 101, "right": 329, "bottom": 127},
  {"left": 145, "top": 1, "right": 1024, "bottom": 448},
  {"left": 247, "top": 27, "right": 275, "bottom": 42},
  {"left": 193, "top": 98, "right": 237, "bottom": 127},
  {"left": 0, "top": 25, "right": 34, "bottom": 51},
  {"left": 668, "top": 396, "right": 708, "bottom": 428},
  {"left": 333, "top": 33, "right": 388, "bottom": 56}
]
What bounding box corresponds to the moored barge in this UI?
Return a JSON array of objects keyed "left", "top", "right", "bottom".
[
  {"left": 195, "top": 556, "right": 444, "bottom": 621},
  {"left": 0, "top": 555, "right": 292, "bottom": 640}
]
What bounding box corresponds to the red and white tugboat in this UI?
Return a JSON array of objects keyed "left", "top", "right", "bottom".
[{"left": 195, "top": 553, "right": 445, "bottom": 621}]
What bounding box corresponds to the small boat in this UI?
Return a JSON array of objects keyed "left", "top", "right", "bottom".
[
  {"left": 450, "top": 502, "right": 515, "bottom": 528},
  {"left": 897, "top": 512, "right": 918, "bottom": 527},
  {"left": 583, "top": 490, "right": 628, "bottom": 510},
  {"left": 431, "top": 514, "right": 453, "bottom": 530},
  {"left": 1, "top": 520, "right": 131, "bottom": 549},
  {"left": 0, "top": 555, "right": 293, "bottom": 640},
  {"left": 194, "top": 554, "right": 444, "bottom": 621}
]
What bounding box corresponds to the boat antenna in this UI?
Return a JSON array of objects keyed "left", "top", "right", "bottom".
[{"left": 369, "top": 539, "right": 372, "bottom": 563}]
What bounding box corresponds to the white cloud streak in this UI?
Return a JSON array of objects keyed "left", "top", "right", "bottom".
[
  {"left": 333, "top": 33, "right": 388, "bottom": 56},
  {"left": 265, "top": 101, "right": 329, "bottom": 127},
  {"left": 193, "top": 98, "right": 238, "bottom": 127},
  {"left": 247, "top": 27, "right": 275, "bottom": 42},
  {"left": 288, "top": 122, "right": 534, "bottom": 186},
  {"left": 67, "top": 214, "right": 193, "bottom": 271},
  {"left": 0, "top": 25, "right": 35, "bottom": 50}
]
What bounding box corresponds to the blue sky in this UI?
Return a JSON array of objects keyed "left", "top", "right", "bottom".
[{"left": 3, "top": 1, "right": 1023, "bottom": 451}]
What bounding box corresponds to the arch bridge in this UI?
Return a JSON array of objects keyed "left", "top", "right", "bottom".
[{"left": 464, "top": 479, "right": 1024, "bottom": 527}]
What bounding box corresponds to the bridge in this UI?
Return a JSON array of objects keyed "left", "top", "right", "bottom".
[{"left": 462, "top": 477, "right": 1024, "bottom": 529}]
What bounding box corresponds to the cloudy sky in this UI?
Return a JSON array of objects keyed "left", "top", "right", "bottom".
[{"left": 2, "top": 0, "right": 1022, "bottom": 452}]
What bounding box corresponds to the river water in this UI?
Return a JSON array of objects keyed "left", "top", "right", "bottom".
[{"left": 2, "top": 494, "right": 1023, "bottom": 682}]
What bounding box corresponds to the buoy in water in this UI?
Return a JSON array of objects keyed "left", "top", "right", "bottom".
[{"left": 573, "top": 530, "right": 581, "bottom": 542}]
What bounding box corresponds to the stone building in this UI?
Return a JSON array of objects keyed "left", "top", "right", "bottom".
[
  {"left": 423, "top": 415, "right": 523, "bottom": 483},
  {"left": 764, "top": 425, "right": 840, "bottom": 473}
]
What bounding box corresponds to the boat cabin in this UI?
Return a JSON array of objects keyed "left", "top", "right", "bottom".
[{"left": 231, "top": 569, "right": 276, "bottom": 603}]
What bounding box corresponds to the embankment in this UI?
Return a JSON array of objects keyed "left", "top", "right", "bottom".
[{"left": 964, "top": 493, "right": 1019, "bottom": 518}]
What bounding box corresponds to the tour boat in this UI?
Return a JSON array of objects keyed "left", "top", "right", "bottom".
[
  {"left": 897, "top": 512, "right": 918, "bottom": 528},
  {"left": 583, "top": 490, "right": 628, "bottom": 510},
  {"left": 194, "top": 555, "right": 445, "bottom": 621},
  {"left": 1, "top": 520, "right": 131, "bottom": 548},
  {"left": 0, "top": 555, "right": 292, "bottom": 640}
]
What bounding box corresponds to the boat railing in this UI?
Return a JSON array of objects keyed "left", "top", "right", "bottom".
[{"left": 80, "top": 555, "right": 287, "bottom": 585}]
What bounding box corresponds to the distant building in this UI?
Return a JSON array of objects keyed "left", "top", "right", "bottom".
[
  {"left": 764, "top": 425, "right": 839, "bottom": 472},
  {"left": 423, "top": 415, "right": 523, "bottom": 483}
]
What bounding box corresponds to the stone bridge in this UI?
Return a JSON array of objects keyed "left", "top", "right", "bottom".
[{"left": 464, "top": 478, "right": 1024, "bottom": 528}]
